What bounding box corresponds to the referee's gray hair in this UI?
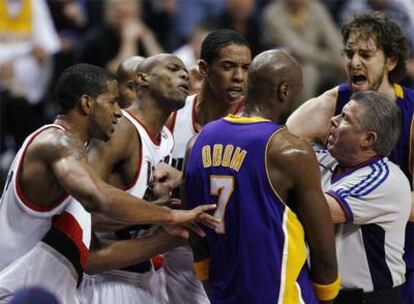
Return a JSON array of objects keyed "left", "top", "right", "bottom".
[{"left": 351, "top": 91, "right": 402, "bottom": 156}]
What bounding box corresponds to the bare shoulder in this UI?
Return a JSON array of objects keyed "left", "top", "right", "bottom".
[
  {"left": 268, "top": 128, "right": 317, "bottom": 172},
  {"left": 286, "top": 86, "right": 339, "bottom": 142},
  {"left": 29, "top": 128, "right": 86, "bottom": 163}
]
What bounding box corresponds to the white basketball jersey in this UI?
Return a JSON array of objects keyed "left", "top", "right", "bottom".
[
  {"left": 91, "top": 110, "right": 174, "bottom": 280},
  {"left": 0, "top": 124, "right": 72, "bottom": 271},
  {"left": 169, "top": 94, "right": 199, "bottom": 170},
  {"left": 0, "top": 198, "right": 91, "bottom": 304},
  {"left": 79, "top": 111, "right": 174, "bottom": 304},
  {"left": 122, "top": 109, "right": 174, "bottom": 199}
]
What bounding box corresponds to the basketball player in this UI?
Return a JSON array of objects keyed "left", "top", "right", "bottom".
[
  {"left": 318, "top": 91, "right": 410, "bottom": 303},
  {"left": 164, "top": 29, "right": 252, "bottom": 304},
  {"left": 184, "top": 50, "right": 339, "bottom": 304},
  {"left": 0, "top": 64, "right": 217, "bottom": 301},
  {"left": 79, "top": 54, "right": 193, "bottom": 304},
  {"left": 286, "top": 12, "right": 414, "bottom": 303}
]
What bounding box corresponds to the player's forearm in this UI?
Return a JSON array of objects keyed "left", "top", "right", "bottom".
[
  {"left": 94, "top": 185, "right": 175, "bottom": 226},
  {"left": 409, "top": 191, "right": 414, "bottom": 222},
  {"left": 301, "top": 197, "right": 338, "bottom": 284},
  {"left": 91, "top": 214, "right": 130, "bottom": 232},
  {"left": 307, "top": 209, "right": 338, "bottom": 285},
  {"left": 85, "top": 230, "right": 184, "bottom": 274}
]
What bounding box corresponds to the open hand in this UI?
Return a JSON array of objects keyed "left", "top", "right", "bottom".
[{"left": 171, "top": 204, "right": 220, "bottom": 230}]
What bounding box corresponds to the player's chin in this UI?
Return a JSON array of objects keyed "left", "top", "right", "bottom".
[{"left": 224, "top": 92, "right": 243, "bottom": 104}]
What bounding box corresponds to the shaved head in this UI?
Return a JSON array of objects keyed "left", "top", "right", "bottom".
[
  {"left": 245, "top": 50, "right": 303, "bottom": 123},
  {"left": 137, "top": 53, "right": 180, "bottom": 74},
  {"left": 248, "top": 50, "right": 301, "bottom": 99},
  {"left": 116, "top": 56, "right": 145, "bottom": 82},
  {"left": 116, "top": 56, "right": 144, "bottom": 108}
]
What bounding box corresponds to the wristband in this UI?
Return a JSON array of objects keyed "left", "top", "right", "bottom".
[
  {"left": 312, "top": 275, "right": 340, "bottom": 301},
  {"left": 193, "top": 258, "right": 210, "bottom": 281}
]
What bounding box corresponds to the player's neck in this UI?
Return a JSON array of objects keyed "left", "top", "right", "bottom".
[
  {"left": 377, "top": 80, "right": 397, "bottom": 101},
  {"left": 197, "top": 89, "right": 242, "bottom": 126},
  {"left": 127, "top": 101, "right": 170, "bottom": 140},
  {"left": 54, "top": 114, "right": 89, "bottom": 144},
  {"left": 243, "top": 103, "right": 279, "bottom": 123}
]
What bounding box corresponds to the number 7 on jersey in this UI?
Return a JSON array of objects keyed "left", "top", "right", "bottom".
[{"left": 209, "top": 175, "right": 234, "bottom": 234}]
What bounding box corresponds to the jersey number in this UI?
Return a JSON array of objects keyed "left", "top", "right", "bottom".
[{"left": 209, "top": 175, "right": 234, "bottom": 234}]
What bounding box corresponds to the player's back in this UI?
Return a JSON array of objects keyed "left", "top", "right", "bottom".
[{"left": 185, "top": 115, "right": 318, "bottom": 304}]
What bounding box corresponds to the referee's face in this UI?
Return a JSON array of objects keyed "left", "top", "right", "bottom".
[{"left": 326, "top": 100, "right": 367, "bottom": 163}]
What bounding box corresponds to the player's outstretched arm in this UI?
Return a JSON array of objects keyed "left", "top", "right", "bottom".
[
  {"left": 268, "top": 130, "right": 339, "bottom": 303},
  {"left": 48, "top": 138, "right": 217, "bottom": 226},
  {"left": 85, "top": 229, "right": 185, "bottom": 274}
]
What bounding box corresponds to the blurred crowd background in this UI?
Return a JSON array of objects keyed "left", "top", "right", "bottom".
[{"left": 1, "top": 0, "right": 414, "bottom": 190}]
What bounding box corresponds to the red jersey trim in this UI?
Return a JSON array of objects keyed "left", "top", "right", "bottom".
[
  {"left": 125, "top": 110, "right": 161, "bottom": 146},
  {"left": 166, "top": 112, "right": 178, "bottom": 133},
  {"left": 232, "top": 97, "right": 245, "bottom": 115},
  {"left": 15, "top": 125, "right": 69, "bottom": 212},
  {"left": 52, "top": 212, "right": 89, "bottom": 268}
]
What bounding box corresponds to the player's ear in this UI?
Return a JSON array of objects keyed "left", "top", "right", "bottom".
[
  {"left": 136, "top": 72, "right": 149, "bottom": 87},
  {"left": 386, "top": 56, "right": 397, "bottom": 73},
  {"left": 79, "top": 94, "right": 94, "bottom": 115},
  {"left": 198, "top": 60, "right": 208, "bottom": 79},
  {"left": 277, "top": 82, "right": 289, "bottom": 103}
]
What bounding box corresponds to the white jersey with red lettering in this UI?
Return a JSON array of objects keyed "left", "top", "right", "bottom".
[
  {"left": 0, "top": 198, "right": 91, "bottom": 304},
  {"left": 0, "top": 124, "right": 72, "bottom": 272},
  {"left": 79, "top": 110, "right": 173, "bottom": 304}
]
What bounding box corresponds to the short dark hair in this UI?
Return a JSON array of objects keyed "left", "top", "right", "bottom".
[
  {"left": 200, "top": 29, "right": 250, "bottom": 64},
  {"left": 55, "top": 64, "right": 113, "bottom": 114},
  {"left": 341, "top": 12, "right": 409, "bottom": 83},
  {"left": 351, "top": 90, "right": 402, "bottom": 156}
]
